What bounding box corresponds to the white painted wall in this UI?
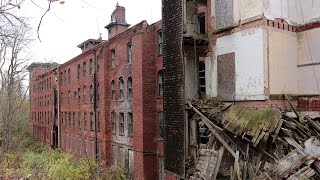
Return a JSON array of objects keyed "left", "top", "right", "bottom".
[
  {"left": 287, "top": 0, "right": 320, "bottom": 25},
  {"left": 215, "top": 27, "right": 266, "bottom": 100},
  {"left": 297, "top": 28, "right": 320, "bottom": 65},
  {"left": 205, "top": 53, "right": 217, "bottom": 97},
  {"left": 268, "top": 28, "right": 298, "bottom": 94},
  {"left": 298, "top": 65, "right": 320, "bottom": 95}
]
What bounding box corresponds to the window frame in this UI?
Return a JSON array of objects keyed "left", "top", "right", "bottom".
[
  {"left": 128, "top": 112, "right": 133, "bottom": 136},
  {"left": 127, "top": 77, "right": 132, "bottom": 99},
  {"left": 111, "top": 80, "right": 115, "bottom": 100},
  {"left": 158, "top": 70, "right": 163, "bottom": 97},
  {"left": 158, "top": 30, "right": 163, "bottom": 55},
  {"left": 111, "top": 49, "right": 115, "bottom": 69},
  {"left": 119, "top": 77, "right": 124, "bottom": 100},
  {"left": 127, "top": 42, "right": 132, "bottom": 64},
  {"left": 119, "top": 112, "right": 124, "bottom": 135},
  {"left": 111, "top": 111, "right": 116, "bottom": 133}
]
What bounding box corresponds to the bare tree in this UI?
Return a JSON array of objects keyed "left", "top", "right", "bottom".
[{"left": 0, "top": 21, "right": 31, "bottom": 153}]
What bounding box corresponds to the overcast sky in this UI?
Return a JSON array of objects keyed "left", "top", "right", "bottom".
[{"left": 17, "top": 0, "right": 162, "bottom": 64}]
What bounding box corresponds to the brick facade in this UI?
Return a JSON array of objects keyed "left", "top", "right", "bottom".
[{"left": 28, "top": 5, "right": 163, "bottom": 180}]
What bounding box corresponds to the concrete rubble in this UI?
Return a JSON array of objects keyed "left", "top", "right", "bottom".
[{"left": 186, "top": 98, "right": 320, "bottom": 180}]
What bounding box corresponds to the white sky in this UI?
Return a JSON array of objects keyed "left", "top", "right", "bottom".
[{"left": 17, "top": 0, "right": 162, "bottom": 64}]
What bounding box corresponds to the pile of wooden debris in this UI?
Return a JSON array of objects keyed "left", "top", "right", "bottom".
[{"left": 186, "top": 98, "right": 320, "bottom": 180}]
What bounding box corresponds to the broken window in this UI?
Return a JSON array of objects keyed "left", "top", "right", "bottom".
[
  {"left": 111, "top": 80, "right": 115, "bottom": 100},
  {"left": 128, "top": 112, "right": 133, "bottom": 136},
  {"left": 127, "top": 42, "right": 132, "bottom": 64},
  {"left": 83, "top": 86, "right": 87, "bottom": 103},
  {"left": 158, "top": 30, "right": 163, "bottom": 55},
  {"left": 97, "top": 111, "right": 100, "bottom": 132},
  {"left": 119, "top": 77, "right": 124, "bottom": 100},
  {"left": 83, "top": 62, "right": 86, "bottom": 78},
  {"left": 78, "top": 112, "right": 81, "bottom": 128},
  {"left": 77, "top": 64, "right": 81, "bottom": 80},
  {"left": 84, "top": 112, "right": 87, "bottom": 129},
  {"left": 119, "top": 112, "right": 124, "bottom": 135},
  {"left": 127, "top": 77, "right": 132, "bottom": 99},
  {"left": 73, "top": 112, "right": 76, "bottom": 127},
  {"left": 199, "top": 61, "right": 206, "bottom": 93},
  {"left": 90, "top": 85, "right": 93, "bottom": 103},
  {"left": 111, "top": 111, "right": 116, "bottom": 133},
  {"left": 64, "top": 70, "right": 66, "bottom": 84},
  {"left": 158, "top": 70, "right": 163, "bottom": 97},
  {"left": 68, "top": 90, "right": 71, "bottom": 105},
  {"left": 96, "top": 56, "right": 100, "bottom": 73},
  {"left": 90, "top": 59, "right": 93, "bottom": 75},
  {"left": 68, "top": 68, "right": 71, "bottom": 84},
  {"left": 158, "top": 112, "right": 164, "bottom": 138},
  {"left": 78, "top": 88, "right": 81, "bottom": 103},
  {"left": 90, "top": 112, "right": 94, "bottom": 131},
  {"left": 97, "top": 83, "right": 100, "bottom": 102},
  {"left": 111, "top": 49, "right": 115, "bottom": 69},
  {"left": 198, "top": 13, "right": 206, "bottom": 34}
]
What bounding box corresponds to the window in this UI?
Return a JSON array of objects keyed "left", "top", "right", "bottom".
[
  {"left": 90, "top": 112, "right": 94, "bottom": 131},
  {"left": 119, "top": 113, "right": 124, "bottom": 134},
  {"left": 97, "top": 111, "right": 100, "bottom": 132},
  {"left": 83, "top": 62, "right": 86, "bottom": 78},
  {"left": 64, "top": 70, "right": 67, "bottom": 84},
  {"left": 96, "top": 56, "right": 100, "bottom": 73},
  {"left": 64, "top": 112, "right": 67, "bottom": 126},
  {"left": 111, "top": 112, "right": 116, "bottom": 133},
  {"left": 158, "top": 30, "right": 163, "bottom": 55},
  {"left": 60, "top": 92, "right": 63, "bottom": 105},
  {"left": 90, "top": 85, "right": 93, "bottom": 103},
  {"left": 111, "top": 80, "right": 115, "bottom": 100},
  {"left": 83, "top": 86, "right": 87, "bottom": 103},
  {"left": 111, "top": 49, "right": 115, "bottom": 69},
  {"left": 158, "top": 70, "right": 163, "bottom": 96},
  {"left": 89, "top": 59, "right": 93, "bottom": 75},
  {"left": 119, "top": 77, "right": 124, "bottom": 100},
  {"left": 84, "top": 112, "right": 87, "bottom": 129},
  {"left": 199, "top": 61, "right": 206, "bottom": 93},
  {"left": 158, "top": 112, "right": 164, "bottom": 138},
  {"left": 127, "top": 77, "right": 132, "bottom": 99},
  {"left": 74, "top": 91, "right": 77, "bottom": 100},
  {"left": 198, "top": 13, "right": 206, "bottom": 34},
  {"left": 128, "top": 112, "right": 133, "bottom": 136},
  {"left": 78, "top": 88, "right": 81, "bottom": 103},
  {"left": 68, "top": 112, "right": 71, "bottom": 127},
  {"left": 68, "top": 90, "right": 71, "bottom": 105},
  {"left": 68, "top": 68, "right": 71, "bottom": 84},
  {"left": 127, "top": 42, "right": 132, "bottom": 63},
  {"left": 73, "top": 112, "right": 76, "bottom": 127},
  {"left": 78, "top": 112, "right": 81, "bottom": 128},
  {"left": 77, "top": 64, "right": 81, "bottom": 79},
  {"left": 97, "top": 84, "right": 100, "bottom": 102}
]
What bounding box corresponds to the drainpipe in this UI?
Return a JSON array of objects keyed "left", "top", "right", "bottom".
[{"left": 93, "top": 49, "right": 98, "bottom": 161}]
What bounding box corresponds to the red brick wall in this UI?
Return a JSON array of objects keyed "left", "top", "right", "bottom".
[{"left": 298, "top": 96, "right": 320, "bottom": 111}]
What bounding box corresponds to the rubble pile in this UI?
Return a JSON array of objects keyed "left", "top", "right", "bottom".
[{"left": 186, "top": 98, "right": 320, "bottom": 180}]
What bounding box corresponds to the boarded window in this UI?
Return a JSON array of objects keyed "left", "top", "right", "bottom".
[
  {"left": 158, "top": 112, "right": 164, "bottom": 138},
  {"left": 128, "top": 150, "right": 134, "bottom": 178},
  {"left": 217, "top": 52, "right": 235, "bottom": 101}
]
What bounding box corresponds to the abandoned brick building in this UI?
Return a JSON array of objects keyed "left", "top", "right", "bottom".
[
  {"left": 162, "top": 0, "right": 320, "bottom": 179},
  {"left": 28, "top": 4, "right": 164, "bottom": 180}
]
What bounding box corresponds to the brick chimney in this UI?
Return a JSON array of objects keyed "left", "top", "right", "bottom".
[{"left": 104, "top": 3, "right": 130, "bottom": 39}]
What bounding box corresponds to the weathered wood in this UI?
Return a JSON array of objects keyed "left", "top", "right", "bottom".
[
  {"left": 284, "top": 94, "right": 300, "bottom": 119},
  {"left": 272, "top": 119, "right": 284, "bottom": 143},
  {"left": 284, "top": 136, "right": 305, "bottom": 155},
  {"left": 283, "top": 119, "right": 297, "bottom": 129},
  {"left": 281, "top": 127, "right": 293, "bottom": 137},
  {"left": 287, "top": 166, "right": 315, "bottom": 180},
  {"left": 188, "top": 101, "right": 237, "bottom": 158},
  {"left": 212, "top": 146, "right": 225, "bottom": 180}
]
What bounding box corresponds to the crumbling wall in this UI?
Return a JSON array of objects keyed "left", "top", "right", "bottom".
[{"left": 184, "top": 47, "right": 199, "bottom": 100}]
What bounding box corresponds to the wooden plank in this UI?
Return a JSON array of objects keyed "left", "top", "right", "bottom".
[
  {"left": 188, "top": 101, "right": 237, "bottom": 158},
  {"left": 284, "top": 94, "right": 300, "bottom": 119},
  {"left": 212, "top": 146, "right": 225, "bottom": 180},
  {"left": 287, "top": 166, "right": 315, "bottom": 180},
  {"left": 272, "top": 119, "right": 284, "bottom": 143},
  {"left": 284, "top": 136, "right": 305, "bottom": 155},
  {"left": 281, "top": 127, "right": 293, "bottom": 137}
]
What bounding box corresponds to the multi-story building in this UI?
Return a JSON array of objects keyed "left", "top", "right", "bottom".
[
  {"left": 162, "top": 0, "right": 320, "bottom": 179},
  {"left": 28, "top": 4, "right": 164, "bottom": 180}
]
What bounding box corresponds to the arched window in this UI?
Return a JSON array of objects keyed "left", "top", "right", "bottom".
[
  {"left": 127, "top": 42, "right": 132, "bottom": 63},
  {"left": 68, "top": 90, "right": 71, "bottom": 105},
  {"left": 158, "top": 70, "right": 163, "bottom": 96},
  {"left": 119, "top": 77, "right": 124, "bottom": 100},
  {"left": 127, "top": 77, "right": 132, "bottom": 99},
  {"left": 90, "top": 85, "right": 93, "bottom": 102},
  {"left": 83, "top": 86, "right": 87, "bottom": 103},
  {"left": 111, "top": 80, "right": 115, "bottom": 100}
]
